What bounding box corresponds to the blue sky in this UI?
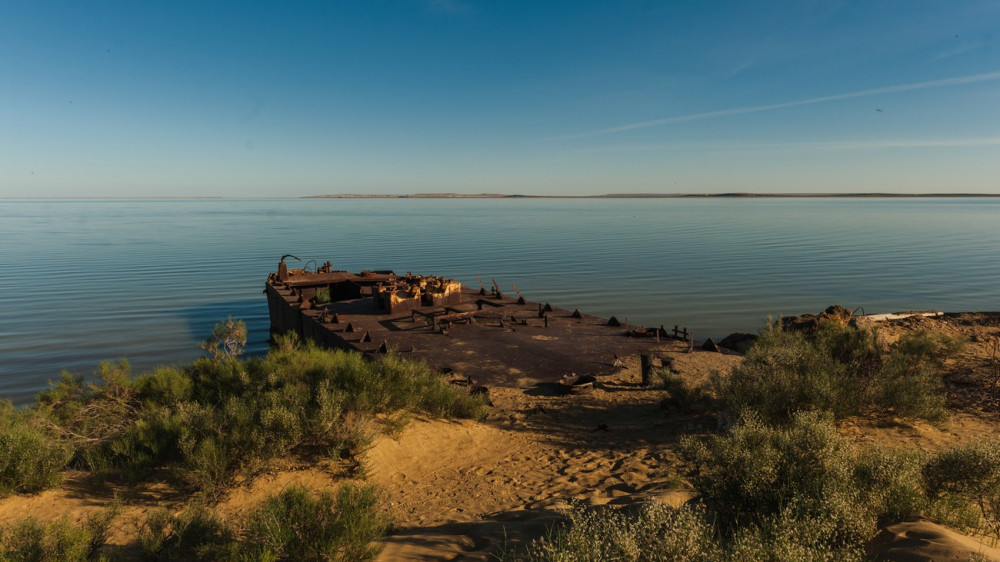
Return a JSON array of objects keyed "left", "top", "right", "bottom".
[{"left": 2, "top": 1, "right": 999, "bottom": 197}]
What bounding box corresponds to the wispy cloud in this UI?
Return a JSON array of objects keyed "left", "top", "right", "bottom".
[
  {"left": 567, "top": 137, "right": 1000, "bottom": 154},
  {"left": 530, "top": 70, "right": 1000, "bottom": 143},
  {"left": 724, "top": 56, "right": 758, "bottom": 79},
  {"left": 931, "top": 41, "right": 989, "bottom": 63}
]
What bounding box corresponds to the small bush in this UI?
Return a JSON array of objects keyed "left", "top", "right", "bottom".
[
  {"left": 0, "top": 408, "right": 72, "bottom": 496},
  {"left": 727, "top": 503, "right": 867, "bottom": 562},
  {"left": 680, "top": 411, "right": 850, "bottom": 526},
  {"left": 0, "top": 518, "right": 91, "bottom": 562},
  {"left": 19, "top": 318, "right": 486, "bottom": 494},
  {"left": 0, "top": 501, "right": 120, "bottom": 562},
  {"left": 654, "top": 369, "right": 711, "bottom": 413},
  {"left": 511, "top": 503, "right": 720, "bottom": 562},
  {"left": 240, "top": 484, "right": 388, "bottom": 561},
  {"left": 329, "top": 413, "right": 378, "bottom": 460},
  {"left": 720, "top": 325, "right": 850, "bottom": 421},
  {"left": 874, "top": 330, "right": 959, "bottom": 422},
  {"left": 851, "top": 447, "right": 927, "bottom": 526},
  {"left": 315, "top": 287, "right": 332, "bottom": 304},
  {"left": 198, "top": 316, "right": 247, "bottom": 361},
  {"left": 924, "top": 441, "right": 1000, "bottom": 532},
  {"left": 133, "top": 344, "right": 484, "bottom": 493},
  {"left": 273, "top": 330, "right": 300, "bottom": 352},
  {"left": 135, "top": 485, "right": 388, "bottom": 561},
  {"left": 679, "top": 411, "right": 929, "bottom": 554},
  {"left": 132, "top": 367, "right": 193, "bottom": 405},
  {"left": 525, "top": 413, "right": 982, "bottom": 561},
  {"left": 719, "top": 323, "right": 958, "bottom": 423},
  {"left": 83, "top": 499, "right": 122, "bottom": 557},
  {"left": 138, "top": 505, "right": 235, "bottom": 561}
]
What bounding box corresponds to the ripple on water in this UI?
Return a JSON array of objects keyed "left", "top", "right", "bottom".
[{"left": 1, "top": 197, "right": 999, "bottom": 404}]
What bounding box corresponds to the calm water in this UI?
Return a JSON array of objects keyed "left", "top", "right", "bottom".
[{"left": 2, "top": 197, "right": 999, "bottom": 404}]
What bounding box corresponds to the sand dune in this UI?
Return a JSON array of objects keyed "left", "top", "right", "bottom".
[{"left": 869, "top": 518, "right": 1000, "bottom": 561}]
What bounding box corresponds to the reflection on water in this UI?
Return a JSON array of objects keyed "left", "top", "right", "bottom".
[{"left": 1, "top": 197, "right": 999, "bottom": 404}]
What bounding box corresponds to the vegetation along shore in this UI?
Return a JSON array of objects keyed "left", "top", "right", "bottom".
[{"left": 3, "top": 310, "right": 1000, "bottom": 560}]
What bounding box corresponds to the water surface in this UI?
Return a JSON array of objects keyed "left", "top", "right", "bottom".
[{"left": 2, "top": 197, "right": 998, "bottom": 404}]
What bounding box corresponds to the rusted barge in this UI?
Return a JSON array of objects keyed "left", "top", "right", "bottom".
[{"left": 265, "top": 258, "right": 686, "bottom": 386}]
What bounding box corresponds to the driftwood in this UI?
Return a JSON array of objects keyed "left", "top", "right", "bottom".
[{"left": 855, "top": 311, "right": 944, "bottom": 323}]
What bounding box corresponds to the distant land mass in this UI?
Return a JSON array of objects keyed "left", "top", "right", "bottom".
[
  {"left": 304, "top": 193, "right": 513, "bottom": 199},
  {"left": 303, "top": 192, "right": 1000, "bottom": 199}
]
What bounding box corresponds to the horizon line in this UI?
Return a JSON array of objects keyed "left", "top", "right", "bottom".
[{"left": 5, "top": 192, "right": 1000, "bottom": 201}]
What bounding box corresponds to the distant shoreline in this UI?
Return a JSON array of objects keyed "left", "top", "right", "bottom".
[
  {"left": 303, "top": 192, "right": 1000, "bottom": 199},
  {"left": 5, "top": 193, "right": 1000, "bottom": 201}
]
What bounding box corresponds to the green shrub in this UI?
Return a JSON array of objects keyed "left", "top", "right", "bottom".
[
  {"left": 132, "top": 367, "right": 193, "bottom": 405},
  {"left": 20, "top": 318, "right": 486, "bottom": 494},
  {"left": 240, "top": 484, "right": 388, "bottom": 561},
  {"left": 514, "top": 503, "right": 720, "bottom": 562},
  {"left": 273, "top": 330, "right": 300, "bottom": 352},
  {"left": 0, "top": 408, "right": 72, "bottom": 496},
  {"left": 719, "top": 323, "right": 957, "bottom": 423},
  {"left": 680, "top": 411, "right": 850, "bottom": 525},
  {"left": 135, "top": 485, "right": 388, "bottom": 561},
  {"left": 34, "top": 372, "right": 88, "bottom": 431},
  {"left": 679, "top": 411, "right": 928, "bottom": 554},
  {"left": 925, "top": 492, "right": 984, "bottom": 532},
  {"left": 873, "top": 330, "right": 959, "bottom": 422},
  {"left": 0, "top": 518, "right": 91, "bottom": 562},
  {"left": 654, "top": 369, "right": 711, "bottom": 413},
  {"left": 851, "top": 447, "right": 927, "bottom": 526},
  {"left": 329, "top": 413, "right": 378, "bottom": 460},
  {"left": 893, "top": 329, "right": 965, "bottom": 365},
  {"left": 411, "top": 371, "right": 488, "bottom": 419},
  {"left": 0, "top": 501, "right": 120, "bottom": 562},
  {"left": 727, "top": 503, "right": 866, "bottom": 562},
  {"left": 198, "top": 316, "right": 247, "bottom": 361},
  {"left": 35, "top": 361, "right": 146, "bottom": 474},
  {"left": 0, "top": 486, "right": 381, "bottom": 562},
  {"left": 138, "top": 505, "right": 235, "bottom": 561},
  {"left": 170, "top": 388, "right": 308, "bottom": 494},
  {"left": 923, "top": 441, "right": 1000, "bottom": 532},
  {"left": 141, "top": 344, "right": 479, "bottom": 493},
  {"left": 523, "top": 412, "right": 964, "bottom": 561},
  {"left": 315, "top": 287, "right": 332, "bottom": 304},
  {"left": 82, "top": 499, "right": 122, "bottom": 558},
  {"left": 519, "top": 406, "right": 997, "bottom": 562},
  {"left": 720, "top": 325, "right": 850, "bottom": 421}
]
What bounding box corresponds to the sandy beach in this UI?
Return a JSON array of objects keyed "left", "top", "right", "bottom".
[{"left": 3, "top": 312, "right": 1000, "bottom": 560}]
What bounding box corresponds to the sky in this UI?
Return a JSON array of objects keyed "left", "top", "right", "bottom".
[{"left": 2, "top": 1, "right": 999, "bottom": 197}]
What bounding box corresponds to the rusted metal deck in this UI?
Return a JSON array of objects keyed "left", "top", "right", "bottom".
[{"left": 265, "top": 259, "right": 686, "bottom": 386}]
